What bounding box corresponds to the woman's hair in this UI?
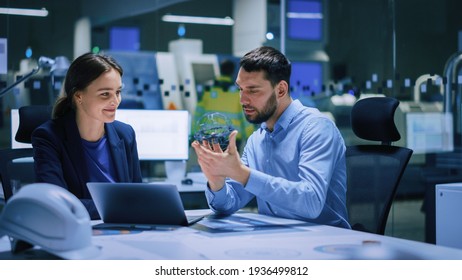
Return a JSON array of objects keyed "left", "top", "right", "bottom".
[
  {"left": 239, "top": 46, "right": 291, "bottom": 88},
  {"left": 52, "top": 52, "right": 123, "bottom": 119}
]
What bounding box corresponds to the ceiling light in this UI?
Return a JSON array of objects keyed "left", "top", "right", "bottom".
[
  {"left": 162, "top": 15, "right": 234, "bottom": 26},
  {"left": 0, "top": 7, "right": 48, "bottom": 17}
]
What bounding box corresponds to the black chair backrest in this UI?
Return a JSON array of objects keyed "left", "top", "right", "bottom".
[
  {"left": 346, "top": 97, "right": 413, "bottom": 235},
  {"left": 0, "top": 148, "right": 35, "bottom": 200},
  {"left": 350, "top": 96, "right": 401, "bottom": 144},
  {"left": 0, "top": 105, "right": 52, "bottom": 202},
  {"left": 15, "top": 105, "right": 53, "bottom": 143}
]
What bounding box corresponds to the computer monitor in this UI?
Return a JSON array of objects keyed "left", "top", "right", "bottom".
[
  {"left": 192, "top": 62, "right": 216, "bottom": 101},
  {"left": 115, "top": 109, "right": 190, "bottom": 161},
  {"left": 175, "top": 54, "right": 219, "bottom": 114},
  {"left": 406, "top": 112, "right": 454, "bottom": 154},
  {"left": 290, "top": 61, "right": 324, "bottom": 98},
  {"left": 192, "top": 63, "right": 216, "bottom": 86}
]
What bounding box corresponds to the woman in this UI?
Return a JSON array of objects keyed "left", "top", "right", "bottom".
[{"left": 32, "top": 52, "right": 142, "bottom": 219}]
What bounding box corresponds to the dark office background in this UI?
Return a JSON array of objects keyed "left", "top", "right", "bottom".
[{"left": 1, "top": 0, "right": 462, "bottom": 95}]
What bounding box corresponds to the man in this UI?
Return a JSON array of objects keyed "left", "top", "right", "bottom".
[{"left": 191, "top": 46, "right": 350, "bottom": 228}]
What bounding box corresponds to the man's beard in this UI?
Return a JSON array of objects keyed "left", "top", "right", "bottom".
[{"left": 243, "top": 91, "right": 277, "bottom": 125}]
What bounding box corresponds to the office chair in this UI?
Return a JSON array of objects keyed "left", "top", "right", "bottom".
[
  {"left": 346, "top": 97, "right": 413, "bottom": 235},
  {"left": 0, "top": 105, "right": 52, "bottom": 201}
]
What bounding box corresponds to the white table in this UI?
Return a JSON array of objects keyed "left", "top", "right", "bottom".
[{"left": 2, "top": 210, "right": 462, "bottom": 260}]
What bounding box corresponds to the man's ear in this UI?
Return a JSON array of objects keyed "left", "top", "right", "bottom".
[{"left": 277, "top": 81, "right": 289, "bottom": 97}]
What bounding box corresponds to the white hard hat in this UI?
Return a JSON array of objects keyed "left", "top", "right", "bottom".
[{"left": 0, "top": 183, "right": 100, "bottom": 259}]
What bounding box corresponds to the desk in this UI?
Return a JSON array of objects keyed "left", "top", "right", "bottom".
[{"left": 1, "top": 210, "right": 462, "bottom": 260}]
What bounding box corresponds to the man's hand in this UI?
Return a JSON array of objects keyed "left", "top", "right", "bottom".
[{"left": 191, "top": 130, "right": 250, "bottom": 191}]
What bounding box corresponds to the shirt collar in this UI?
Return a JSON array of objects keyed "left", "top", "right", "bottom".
[{"left": 260, "top": 99, "right": 303, "bottom": 133}]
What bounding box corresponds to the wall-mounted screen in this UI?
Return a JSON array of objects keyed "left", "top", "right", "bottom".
[
  {"left": 104, "top": 51, "right": 163, "bottom": 110},
  {"left": 0, "top": 38, "right": 7, "bottom": 74},
  {"left": 109, "top": 27, "right": 140, "bottom": 51},
  {"left": 287, "top": 0, "right": 323, "bottom": 41},
  {"left": 116, "top": 109, "right": 190, "bottom": 161}
]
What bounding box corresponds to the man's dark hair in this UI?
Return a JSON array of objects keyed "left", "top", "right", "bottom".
[{"left": 240, "top": 46, "right": 291, "bottom": 88}]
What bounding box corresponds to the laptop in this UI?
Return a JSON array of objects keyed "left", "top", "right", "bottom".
[{"left": 87, "top": 182, "right": 206, "bottom": 230}]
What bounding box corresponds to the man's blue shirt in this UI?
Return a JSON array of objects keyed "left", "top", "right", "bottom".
[{"left": 205, "top": 100, "right": 350, "bottom": 228}]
